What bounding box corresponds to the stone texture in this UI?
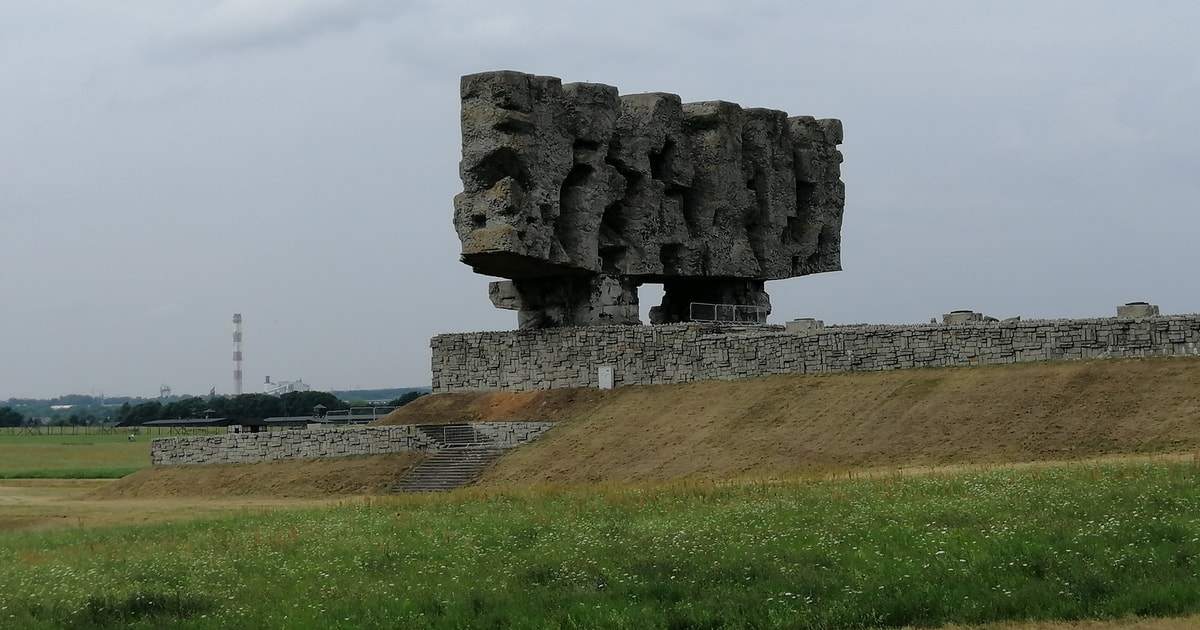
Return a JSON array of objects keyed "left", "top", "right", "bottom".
[
  {"left": 454, "top": 71, "right": 845, "bottom": 328},
  {"left": 151, "top": 423, "right": 555, "bottom": 466},
  {"left": 431, "top": 315, "right": 1200, "bottom": 393}
]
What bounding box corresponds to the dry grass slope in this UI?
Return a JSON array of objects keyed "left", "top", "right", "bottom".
[
  {"left": 54, "top": 356, "right": 1200, "bottom": 630},
  {"left": 381, "top": 356, "right": 1200, "bottom": 486},
  {"left": 100, "top": 356, "right": 1200, "bottom": 497},
  {"left": 88, "top": 452, "right": 427, "bottom": 500}
]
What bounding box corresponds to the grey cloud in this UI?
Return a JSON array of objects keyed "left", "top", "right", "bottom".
[
  {"left": 4, "top": 0, "right": 1200, "bottom": 398},
  {"left": 160, "top": 0, "right": 405, "bottom": 59}
]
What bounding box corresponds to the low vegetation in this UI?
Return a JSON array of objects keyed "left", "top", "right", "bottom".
[
  {"left": 3, "top": 461, "right": 1200, "bottom": 628},
  {"left": 2, "top": 358, "right": 1199, "bottom": 628},
  {"left": 0, "top": 433, "right": 150, "bottom": 479}
]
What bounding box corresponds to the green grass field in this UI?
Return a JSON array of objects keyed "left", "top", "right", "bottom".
[
  {"left": 0, "top": 433, "right": 152, "bottom": 478},
  {"left": 3, "top": 461, "right": 1200, "bottom": 629}
]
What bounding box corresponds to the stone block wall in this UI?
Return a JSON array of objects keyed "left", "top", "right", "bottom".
[
  {"left": 471, "top": 422, "right": 557, "bottom": 446},
  {"left": 431, "top": 315, "right": 1200, "bottom": 392},
  {"left": 151, "top": 423, "right": 555, "bottom": 466}
]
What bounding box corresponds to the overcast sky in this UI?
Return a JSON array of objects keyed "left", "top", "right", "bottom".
[{"left": 2, "top": 1, "right": 1197, "bottom": 399}]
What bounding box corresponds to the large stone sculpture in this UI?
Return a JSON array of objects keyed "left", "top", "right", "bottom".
[{"left": 454, "top": 71, "right": 845, "bottom": 329}]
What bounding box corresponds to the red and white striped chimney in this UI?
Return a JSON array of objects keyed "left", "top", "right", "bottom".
[{"left": 232, "top": 313, "right": 243, "bottom": 396}]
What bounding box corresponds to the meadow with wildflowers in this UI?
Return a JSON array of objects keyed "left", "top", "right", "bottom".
[{"left": 3, "top": 461, "right": 1200, "bottom": 629}]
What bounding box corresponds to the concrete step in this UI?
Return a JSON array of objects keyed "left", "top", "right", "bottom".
[{"left": 391, "top": 447, "right": 504, "bottom": 493}]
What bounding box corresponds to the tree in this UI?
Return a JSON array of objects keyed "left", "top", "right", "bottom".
[
  {"left": 0, "top": 407, "right": 23, "bottom": 428},
  {"left": 388, "top": 391, "right": 427, "bottom": 407},
  {"left": 278, "top": 391, "right": 346, "bottom": 417},
  {"left": 116, "top": 401, "right": 162, "bottom": 426},
  {"left": 222, "top": 394, "right": 281, "bottom": 422},
  {"left": 160, "top": 397, "right": 208, "bottom": 420}
]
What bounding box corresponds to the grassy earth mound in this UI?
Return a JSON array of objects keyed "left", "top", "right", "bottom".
[
  {"left": 15, "top": 356, "right": 1200, "bottom": 629},
  {"left": 383, "top": 356, "right": 1200, "bottom": 485},
  {"left": 102, "top": 356, "right": 1200, "bottom": 497}
]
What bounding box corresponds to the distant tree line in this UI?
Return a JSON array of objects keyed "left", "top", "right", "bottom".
[
  {"left": 4, "top": 393, "right": 143, "bottom": 426},
  {"left": 113, "top": 390, "right": 428, "bottom": 426},
  {"left": 2, "top": 390, "right": 429, "bottom": 427},
  {"left": 115, "top": 391, "right": 345, "bottom": 425},
  {"left": 0, "top": 406, "right": 98, "bottom": 427},
  {"left": 330, "top": 387, "right": 428, "bottom": 403},
  {"left": 388, "top": 391, "right": 426, "bottom": 407},
  {"left": 0, "top": 407, "right": 24, "bottom": 427}
]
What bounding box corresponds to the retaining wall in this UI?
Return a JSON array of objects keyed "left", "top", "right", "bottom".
[
  {"left": 151, "top": 423, "right": 555, "bottom": 466},
  {"left": 431, "top": 314, "right": 1200, "bottom": 392}
]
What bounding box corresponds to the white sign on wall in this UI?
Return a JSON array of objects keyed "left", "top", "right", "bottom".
[{"left": 597, "top": 365, "right": 614, "bottom": 390}]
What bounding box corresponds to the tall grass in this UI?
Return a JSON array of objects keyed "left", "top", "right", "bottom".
[
  {"left": 2, "top": 462, "right": 1200, "bottom": 628},
  {"left": 0, "top": 434, "right": 150, "bottom": 478},
  {"left": 0, "top": 467, "right": 144, "bottom": 480}
]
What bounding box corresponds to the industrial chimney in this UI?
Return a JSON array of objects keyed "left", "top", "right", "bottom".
[{"left": 232, "top": 313, "right": 243, "bottom": 396}]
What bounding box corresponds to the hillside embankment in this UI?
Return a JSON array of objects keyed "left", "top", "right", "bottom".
[
  {"left": 65, "top": 356, "right": 1200, "bottom": 630},
  {"left": 89, "top": 452, "right": 426, "bottom": 500},
  {"left": 382, "top": 356, "right": 1200, "bottom": 485},
  {"left": 98, "top": 356, "right": 1199, "bottom": 497}
]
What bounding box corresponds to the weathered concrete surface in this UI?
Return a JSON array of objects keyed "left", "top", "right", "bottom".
[
  {"left": 454, "top": 70, "right": 845, "bottom": 328},
  {"left": 1117, "top": 302, "right": 1160, "bottom": 318}
]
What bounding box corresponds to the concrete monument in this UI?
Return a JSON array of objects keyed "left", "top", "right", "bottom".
[{"left": 454, "top": 71, "right": 845, "bottom": 329}]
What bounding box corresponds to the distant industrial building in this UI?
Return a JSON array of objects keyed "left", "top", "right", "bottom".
[{"left": 263, "top": 376, "right": 311, "bottom": 397}]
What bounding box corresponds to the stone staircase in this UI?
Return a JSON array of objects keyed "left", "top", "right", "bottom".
[
  {"left": 390, "top": 447, "right": 504, "bottom": 493},
  {"left": 390, "top": 424, "right": 505, "bottom": 493},
  {"left": 415, "top": 423, "right": 489, "bottom": 447}
]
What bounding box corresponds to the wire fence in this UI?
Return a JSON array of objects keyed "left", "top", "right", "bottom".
[
  {"left": 322, "top": 406, "right": 396, "bottom": 424},
  {"left": 1, "top": 425, "right": 115, "bottom": 436}
]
